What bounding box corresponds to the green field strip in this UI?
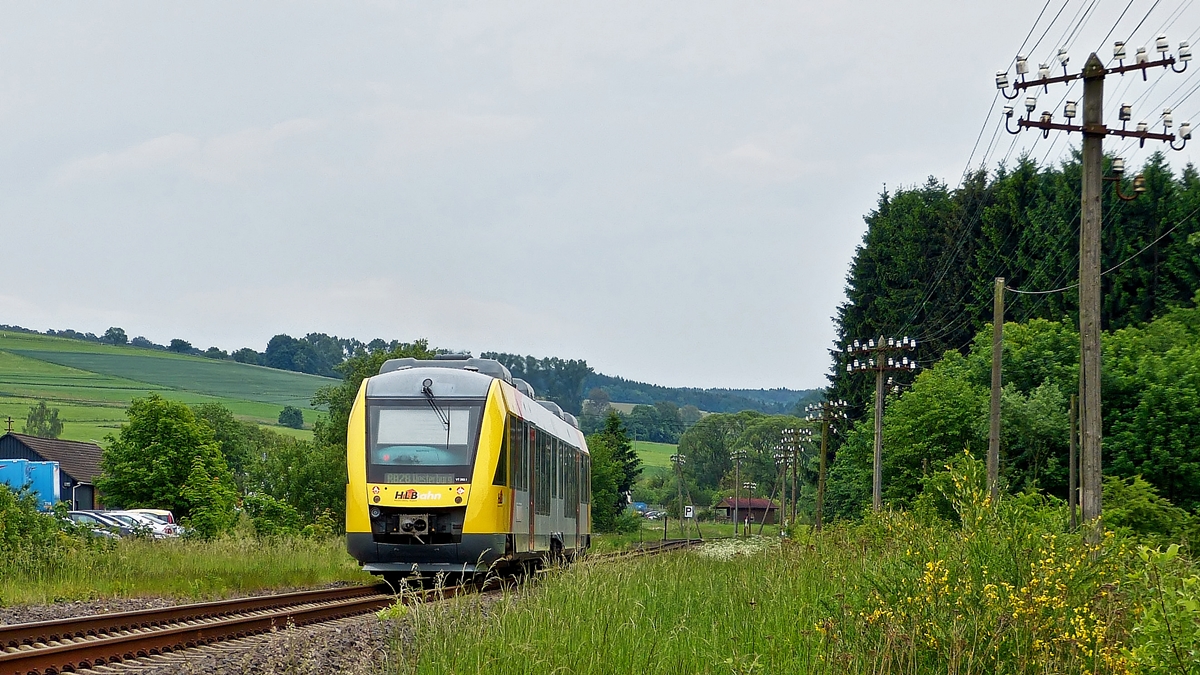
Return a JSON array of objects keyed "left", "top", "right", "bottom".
[
  {"left": 0, "top": 333, "right": 330, "bottom": 443},
  {"left": 11, "top": 350, "right": 334, "bottom": 407},
  {"left": 633, "top": 440, "right": 678, "bottom": 469},
  {"left": 0, "top": 332, "right": 190, "bottom": 355}
]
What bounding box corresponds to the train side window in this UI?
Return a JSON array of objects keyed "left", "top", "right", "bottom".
[
  {"left": 582, "top": 455, "right": 590, "bottom": 504},
  {"left": 558, "top": 441, "right": 565, "bottom": 500},
  {"left": 511, "top": 417, "right": 525, "bottom": 491},
  {"left": 565, "top": 447, "right": 576, "bottom": 506},
  {"left": 493, "top": 418, "right": 509, "bottom": 486},
  {"left": 552, "top": 439, "right": 560, "bottom": 499},
  {"left": 534, "top": 428, "right": 549, "bottom": 515}
]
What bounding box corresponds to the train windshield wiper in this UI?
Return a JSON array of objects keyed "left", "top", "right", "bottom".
[{"left": 421, "top": 379, "right": 451, "bottom": 450}]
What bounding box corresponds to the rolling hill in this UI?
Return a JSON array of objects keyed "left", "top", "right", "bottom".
[{"left": 0, "top": 331, "right": 335, "bottom": 444}]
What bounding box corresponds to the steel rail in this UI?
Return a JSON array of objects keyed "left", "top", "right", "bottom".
[
  {"left": 0, "top": 592, "right": 395, "bottom": 675},
  {"left": 0, "top": 585, "right": 383, "bottom": 649}
]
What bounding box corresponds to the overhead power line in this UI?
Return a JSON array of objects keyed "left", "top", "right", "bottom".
[{"left": 1006, "top": 201, "right": 1200, "bottom": 294}]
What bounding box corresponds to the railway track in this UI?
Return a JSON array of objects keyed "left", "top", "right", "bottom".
[{"left": 0, "top": 538, "right": 704, "bottom": 675}]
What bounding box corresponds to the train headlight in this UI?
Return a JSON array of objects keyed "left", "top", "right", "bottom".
[{"left": 369, "top": 506, "right": 382, "bottom": 519}]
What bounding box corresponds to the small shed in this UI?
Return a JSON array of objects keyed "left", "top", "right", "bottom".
[
  {"left": 715, "top": 497, "right": 779, "bottom": 525},
  {"left": 0, "top": 433, "right": 103, "bottom": 509}
]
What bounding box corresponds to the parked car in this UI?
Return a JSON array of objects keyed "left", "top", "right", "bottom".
[
  {"left": 117, "top": 510, "right": 183, "bottom": 537},
  {"left": 105, "top": 512, "right": 173, "bottom": 539},
  {"left": 68, "top": 511, "right": 136, "bottom": 538},
  {"left": 60, "top": 513, "right": 120, "bottom": 540},
  {"left": 124, "top": 508, "right": 177, "bottom": 525}
]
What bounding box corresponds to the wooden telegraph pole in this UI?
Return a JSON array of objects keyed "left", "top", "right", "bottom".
[
  {"left": 1078, "top": 55, "right": 1105, "bottom": 534},
  {"left": 807, "top": 400, "right": 848, "bottom": 531},
  {"left": 845, "top": 336, "right": 918, "bottom": 510},
  {"left": 998, "top": 40, "right": 1190, "bottom": 534},
  {"left": 988, "top": 277, "right": 1004, "bottom": 501}
]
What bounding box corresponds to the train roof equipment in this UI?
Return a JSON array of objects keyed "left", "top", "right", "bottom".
[{"left": 373, "top": 357, "right": 579, "bottom": 429}]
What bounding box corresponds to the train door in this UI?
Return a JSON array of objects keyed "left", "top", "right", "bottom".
[
  {"left": 510, "top": 417, "right": 530, "bottom": 553},
  {"left": 528, "top": 425, "right": 538, "bottom": 551},
  {"left": 572, "top": 449, "right": 580, "bottom": 550}
]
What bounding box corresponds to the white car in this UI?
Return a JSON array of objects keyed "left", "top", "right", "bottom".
[
  {"left": 123, "top": 510, "right": 184, "bottom": 537},
  {"left": 106, "top": 512, "right": 177, "bottom": 538}
]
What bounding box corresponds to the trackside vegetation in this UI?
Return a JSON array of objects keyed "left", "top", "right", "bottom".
[
  {"left": 382, "top": 455, "right": 1200, "bottom": 675},
  {"left": 0, "top": 483, "right": 371, "bottom": 605}
]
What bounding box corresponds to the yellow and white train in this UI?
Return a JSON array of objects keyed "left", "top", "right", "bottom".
[{"left": 345, "top": 355, "right": 591, "bottom": 580}]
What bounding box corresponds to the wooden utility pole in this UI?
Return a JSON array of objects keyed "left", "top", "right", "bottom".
[
  {"left": 988, "top": 277, "right": 1004, "bottom": 501},
  {"left": 1079, "top": 54, "right": 1104, "bottom": 533},
  {"left": 1069, "top": 393, "right": 1078, "bottom": 529},
  {"left": 672, "top": 454, "right": 685, "bottom": 539},
  {"left": 873, "top": 368, "right": 884, "bottom": 511},
  {"left": 817, "top": 417, "right": 829, "bottom": 531},
  {"left": 730, "top": 450, "right": 744, "bottom": 534},
  {"left": 845, "top": 336, "right": 917, "bottom": 512},
  {"left": 790, "top": 441, "right": 798, "bottom": 524},
  {"left": 998, "top": 44, "right": 1190, "bottom": 532},
  {"left": 806, "top": 402, "right": 845, "bottom": 531}
]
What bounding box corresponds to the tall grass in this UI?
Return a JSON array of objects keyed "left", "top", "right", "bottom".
[
  {"left": 0, "top": 535, "right": 372, "bottom": 606},
  {"left": 384, "top": 455, "right": 1200, "bottom": 674}
]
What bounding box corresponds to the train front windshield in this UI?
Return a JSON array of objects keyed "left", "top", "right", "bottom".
[{"left": 367, "top": 400, "right": 484, "bottom": 484}]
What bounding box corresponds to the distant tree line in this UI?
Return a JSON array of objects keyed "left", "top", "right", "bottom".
[
  {"left": 585, "top": 372, "right": 820, "bottom": 415},
  {"left": 577, "top": 389, "right": 703, "bottom": 444},
  {"left": 5, "top": 324, "right": 819, "bottom": 417}
]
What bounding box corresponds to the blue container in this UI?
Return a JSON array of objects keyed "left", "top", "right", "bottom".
[
  {"left": 0, "top": 458, "right": 30, "bottom": 494},
  {"left": 24, "top": 461, "right": 61, "bottom": 511}
]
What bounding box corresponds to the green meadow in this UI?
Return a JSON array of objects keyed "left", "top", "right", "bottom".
[
  {"left": 632, "top": 440, "right": 677, "bottom": 469},
  {"left": 0, "top": 331, "right": 335, "bottom": 442}
]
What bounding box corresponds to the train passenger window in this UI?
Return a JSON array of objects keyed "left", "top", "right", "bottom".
[{"left": 564, "top": 447, "right": 576, "bottom": 506}]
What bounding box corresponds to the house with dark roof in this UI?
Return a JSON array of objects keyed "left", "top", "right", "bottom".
[
  {"left": 0, "top": 433, "right": 103, "bottom": 509},
  {"left": 715, "top": 497, "right": 779, "bottom": 525}
]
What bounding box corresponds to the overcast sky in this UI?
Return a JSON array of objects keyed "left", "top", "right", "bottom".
[{"left": 2, "top": 1, "right": 1198, "bottom": 389}]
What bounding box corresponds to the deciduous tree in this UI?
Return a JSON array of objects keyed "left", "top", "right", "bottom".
[
  {"left": 278, "top": 406, "right": 304, "bottom": 429},
  {"left": 96, "top": 395, "right": 235, "bottom": 529},
  {"left": 23, "top": 401, "right": 63, "bottom": 439}
]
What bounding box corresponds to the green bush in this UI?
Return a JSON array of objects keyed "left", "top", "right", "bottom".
[
  {"left": 1128, "top": 544, "right": 1200, "bottom": 674},
  {"left": 1104, "top": 475, "right": 1199, "bottom": 548},
  {"left": 242, "top": 493, "right": 303, "bottom": 537},
  {"left": 0, "top": 484, "right": 61, "bottom": 559}
]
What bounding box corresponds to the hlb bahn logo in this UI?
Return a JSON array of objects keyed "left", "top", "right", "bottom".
[{"left": 394, "top": 489, "right": 442, "bottom": 501}]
